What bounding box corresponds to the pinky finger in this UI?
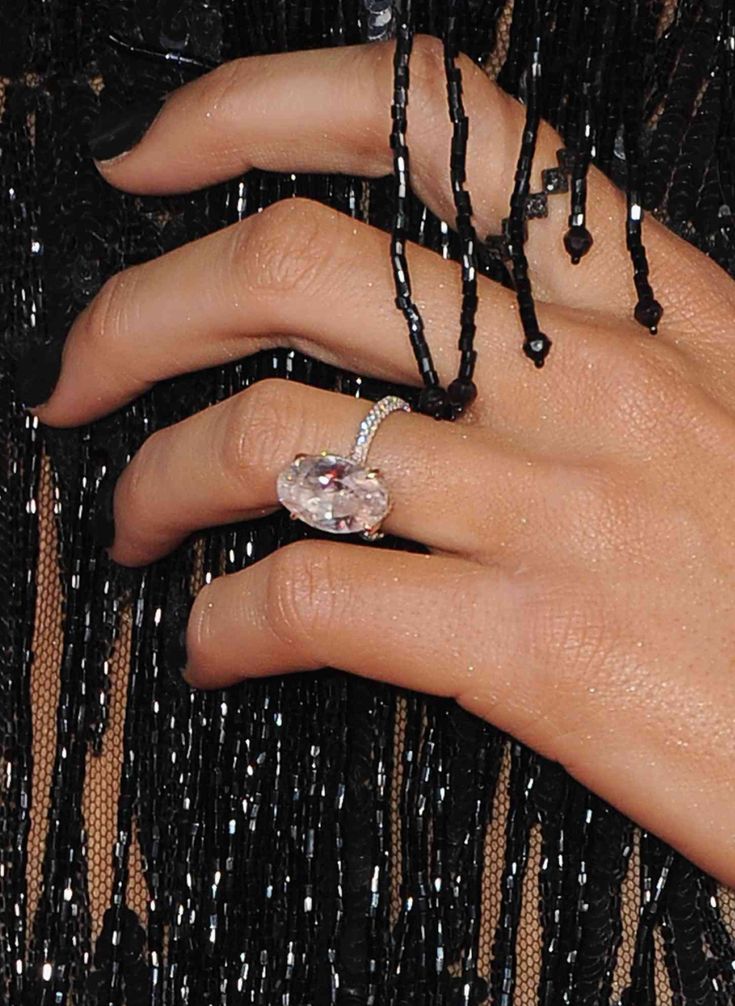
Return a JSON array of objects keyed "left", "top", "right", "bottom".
[
  {"left": 185, "top": 537, "right": 735, "bottom": 889},
  {"left": 181, "top": 540, "right": 523, "bottom": 696},
  {"left": 181, "top": 538, "right": 735, "bottom": 888}
]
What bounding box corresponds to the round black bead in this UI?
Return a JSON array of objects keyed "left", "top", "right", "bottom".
[
  {"left": 445, "top": 974, "right": 489, "bottom": 1006},
  {"left": 418, "top": 385, "right": 450, "bottom": 419},
  {"left": 634, "top": 296, "right": 663, "bottom": 332},
  {"left": 563, "top": 224, "right": 593, "bottom": 264},
  {"left": 523, "top": 332, "right": 552, "bottom": 368},
  {"left": 447, "top": 377, "right": 478, "bottom": 408}
]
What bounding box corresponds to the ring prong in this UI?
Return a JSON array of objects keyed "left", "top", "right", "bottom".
[{"left": 361, "top": 523, "right": 385, "bottom": 541}]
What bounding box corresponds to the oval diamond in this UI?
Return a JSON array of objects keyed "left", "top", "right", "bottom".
[{"left": 276, "top": 454, "right": 390, "bottom": 535}]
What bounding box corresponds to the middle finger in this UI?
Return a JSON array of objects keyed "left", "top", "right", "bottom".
[{"left": 35, "top": 197, "right": 616, "bottom": 452}]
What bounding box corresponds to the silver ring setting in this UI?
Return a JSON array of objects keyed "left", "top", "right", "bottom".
[{"left": 276, "top": 395, "right": 411, "bottom": 541}]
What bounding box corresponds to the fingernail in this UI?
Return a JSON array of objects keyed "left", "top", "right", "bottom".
[
  {"left": 93, "top": 471, "right": 117, "bottom": 550},
  {"left": 15, "top": 339, "right": 64, "bottom": 408},
  {"left": 87, "top": 95, "right": 166, "bottom": 162}
]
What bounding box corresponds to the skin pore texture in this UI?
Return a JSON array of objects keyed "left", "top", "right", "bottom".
[{"left": 31, "top": 37, "right": 735, "bottom": 887}]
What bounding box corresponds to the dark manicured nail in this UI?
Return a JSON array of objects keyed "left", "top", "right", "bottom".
[
  {"left": 15, "top": 339, "right": 64, "bottom": 408},
  {"left": 93, "top": 472, "right": 117, "bottom": 550},
  {"left": 87, "top": 96, "right": 166, "bottom": 162}
]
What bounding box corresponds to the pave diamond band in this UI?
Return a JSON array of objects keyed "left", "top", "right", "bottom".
[
  {"left": 349, "top": 395, "right": 412, "bottom": 466},
  {"left": 276, "top": 395, "right": 412, "bottom": 541}
]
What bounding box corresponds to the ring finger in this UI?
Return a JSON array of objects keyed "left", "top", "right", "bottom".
[{"left": 106, "top": 377, "right": 564, "bottom": 567}]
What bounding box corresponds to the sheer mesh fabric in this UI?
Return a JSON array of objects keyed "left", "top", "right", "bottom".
[{"left": 2, "top": 1, "right": 735, "bottom": 1004}]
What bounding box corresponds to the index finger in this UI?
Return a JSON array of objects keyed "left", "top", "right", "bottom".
[{"left": 90, "top": 36, "right": 705, "bottom": 323}]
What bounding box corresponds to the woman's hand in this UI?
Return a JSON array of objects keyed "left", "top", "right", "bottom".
[{"left": 29, "top": 37, "right": 735, "bottom": 885}]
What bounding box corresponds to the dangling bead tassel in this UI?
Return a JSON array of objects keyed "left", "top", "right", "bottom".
[
  {"left": 443, "top": 0, "right": 479, "bottom": 415},
  {"left": 564, "top": 156, "right": 594, "bottom": 264},
  {"left": 389, "top": 4, "right": 448, "bottom": 419},
  {"left": 622, "top": 0, "right": 663, "bottom": 333},
  {"left": 105, "top": 32, "right": 218, "bottom": 72},
  {"left": 563, "top": 1, "right": 597, "bottom": 264},
  {"left": 627, "top": 196, "right": 663, "bottom": 332},
  {"left": 510, "top": 0, "right": 552, "bottom": 367}
]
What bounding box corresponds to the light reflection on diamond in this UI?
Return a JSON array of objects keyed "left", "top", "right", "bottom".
[{"left": 277, "top": 454, "right": 390, "bottom": 534}]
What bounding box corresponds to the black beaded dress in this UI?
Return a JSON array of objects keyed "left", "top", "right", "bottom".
[{"left": 1, "top": 1, "right": 734, "bottom": 1004}]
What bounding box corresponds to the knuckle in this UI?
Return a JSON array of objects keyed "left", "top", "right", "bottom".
[
  {"left": 188, "top": 580, "right": 218, "bottom": 670},
  {"left": 598, "top": 338, "right": 696, "bottom": 449},
  {"left": 128, "top": 426, "right": 164, "bottom": 488},
  {"left": 341, "top": 43, "right": 394, "bottom": 172},
  {"left": 408, "top": 35, "right": 452, "bottom": 137},
  {"left": 557, "top": 467, "right": 646, "bottom": 560},
  {"left": 218, "top": 378, "right": 304, "bottom": 485},
  {"left": 233, "top": 197, "right": 336, "bottom": 303},
  {"left": 408, "top": 36, "right": 481, "bottom": 125},
  {"left": 118, "top": 428, "right": 168, "bottom": 528},
  {"left": 458, "top": 566, "right": 618, "bottom": 749},
  {"left": 411, "top": 33, "right": 447, "bottom": 82},
  {"left": 119, "top": 448, "right": 146, "bottom": 519},
  {"left": 516, "top": 580, "right": 627, "bottom": 766},
  {"left": 522, "top": 574, "right": 617, "bottom": 686},
  {"left": 263, "top": 540, "right": 341, "bottom": 654},
  {"left": 524, "top": 588, "right": 633, "bottom": 774},
  {"left": 81, "top": 268, "right": 139, "bottom": 359},
  {"left": 404, "top": 36, "right": 484, "bottom": 196},
  {"left": 195, "top": 57, "right": 251, "bottom": 124}
]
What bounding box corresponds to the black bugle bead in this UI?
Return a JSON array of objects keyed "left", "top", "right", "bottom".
[
  {"left": 442, "top": 0, "right": 481, "bottom": 409},
  {"left": 505, "top": 0, "right": 552, "bottom": 366},
  {"left": 622, "top": 0, "right": 664, "bottom": 333},
  {"left": 563, "top": 3, "right": 598, "bottom": 264},
  {"left": 389, "top": 11, "right": 443, "bottom": 391},
  {"left": 387, "top": 8, "right": 486, "bottom": 418}
]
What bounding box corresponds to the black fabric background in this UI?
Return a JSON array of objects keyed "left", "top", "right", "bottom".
[{"left": 1, "top": 1, "right": 734, "bottom": 1003}]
